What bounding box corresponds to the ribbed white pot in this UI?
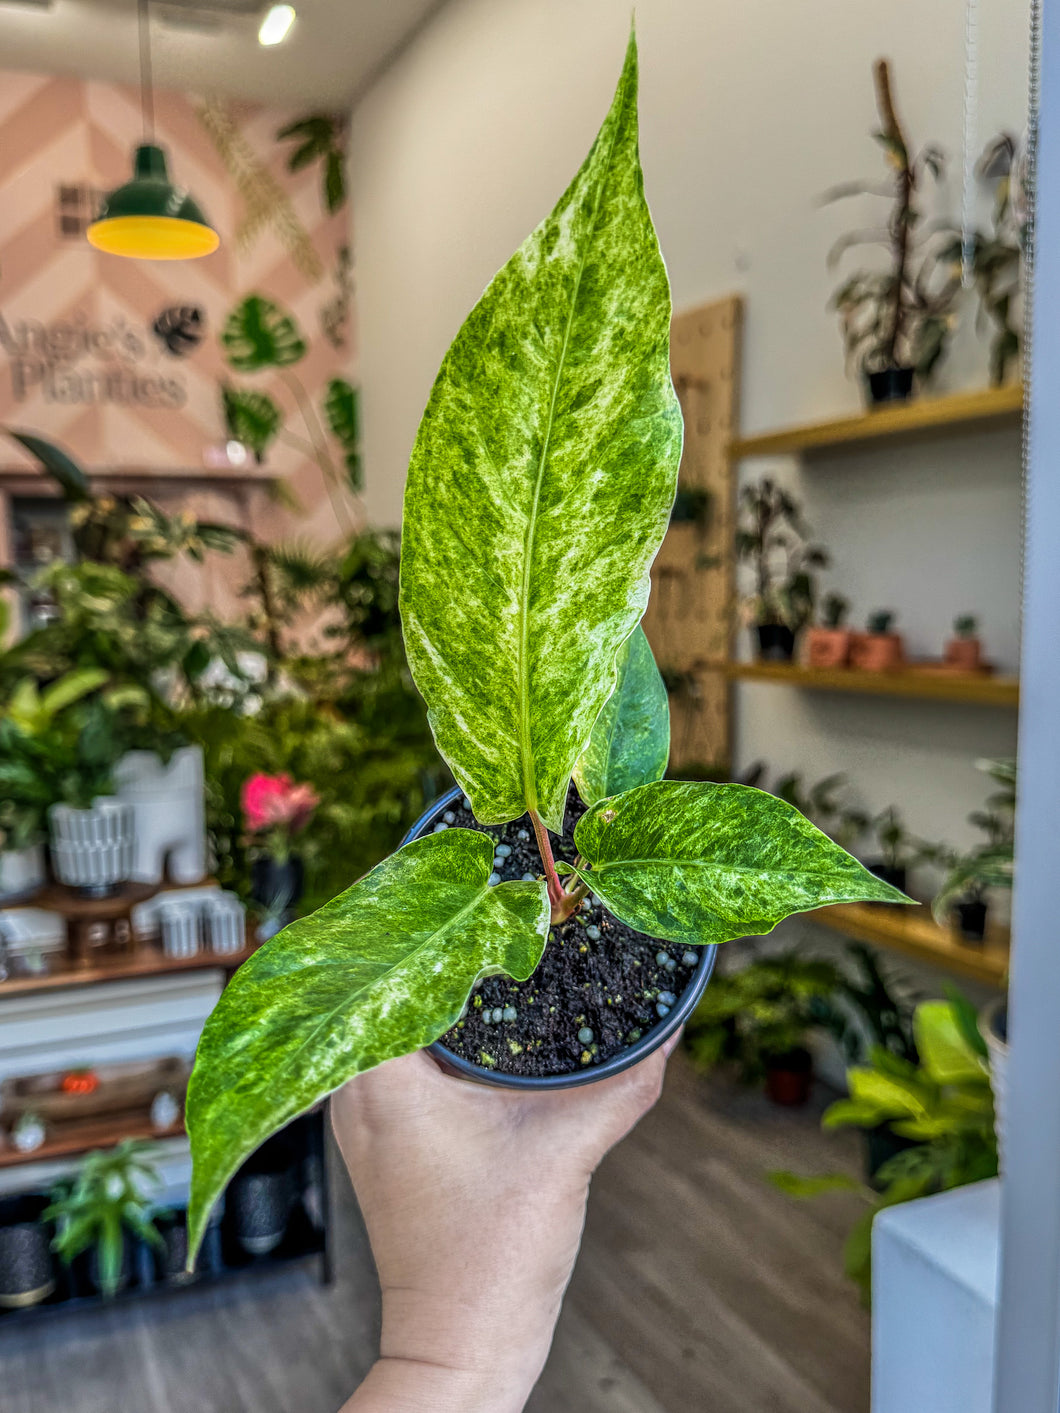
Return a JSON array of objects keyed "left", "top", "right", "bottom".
[
  {"left": 0, "top": 843, "right": 45, "bottom": 901},
  {"left": 48, "top": 798, "right": 134, "bottom": 894},
  {"left": 981, "top": 997, "right": 1009, "bottom": 1173}
]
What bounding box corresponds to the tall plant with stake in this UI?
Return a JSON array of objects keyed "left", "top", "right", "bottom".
[
  {"left": 826, "top": 60, "right": 960, "bottom": 384},
  {"left": 184, "top": 34, "right": 906, "bottom": 1264}
]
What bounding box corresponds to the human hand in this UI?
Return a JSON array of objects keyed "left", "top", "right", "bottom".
[{"left": 332, "top": 1037, "right": 679, "bottom": 1412}]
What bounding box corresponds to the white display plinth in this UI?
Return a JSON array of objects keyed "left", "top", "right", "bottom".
[{"left": 872, "top": 1179, "right": 1000, "bottom": 1413}]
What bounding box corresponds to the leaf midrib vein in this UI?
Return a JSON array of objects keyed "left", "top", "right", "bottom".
[{"left": 516, "top": 101, "right": 627, "bottom": 816}]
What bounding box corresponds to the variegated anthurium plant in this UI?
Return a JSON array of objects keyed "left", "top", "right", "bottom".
[{"left": 184, "top": 33, "right": 906, "bottom": 1264}]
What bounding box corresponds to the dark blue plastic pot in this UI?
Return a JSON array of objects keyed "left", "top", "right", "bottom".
[{"left": 403, "top": 786, "right": 717, "bottom": 1090}]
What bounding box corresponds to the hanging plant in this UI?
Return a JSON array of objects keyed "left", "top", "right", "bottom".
[{"left": 276, "top": 113, "right": 348, "bottom": 216}]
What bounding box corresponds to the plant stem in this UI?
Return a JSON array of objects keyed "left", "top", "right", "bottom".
[
  {"left": 529, "top": 809, "right": 567, "bottom": 919},
  {"left": 873, "top": 58, "right": 914, "bottom": 368}
]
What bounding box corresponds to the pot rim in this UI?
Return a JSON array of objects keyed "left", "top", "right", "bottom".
[{"left": 405, "top": 786, "right": 717, "bottom": 1090}]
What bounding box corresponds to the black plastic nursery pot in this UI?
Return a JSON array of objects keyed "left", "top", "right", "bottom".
[
  {"left": 406, "top": 787, "right": 717, "bottom": 1091},
  {"left": 756, "top": 623, "right": 796, "bottom": 662},
  {"left": 954, "top": 898, "right": 988, "bottom": 944},
  {"left": 864, "top": 366, "right": 915, "bottom": 406},
  {"left": 251, "top": 855, "right": 305, "bottom": 922},
  {"left": 0, "top": 1195, "right": 55, "bottom": 1310},
  {"left": 867, "top": 861, "right": 907, "bottom": 898}
]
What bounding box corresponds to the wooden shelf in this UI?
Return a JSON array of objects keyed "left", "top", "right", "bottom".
[
  {"left": 810, "top": 902, "right": 1009, "bottom": 987},
  {"left": 728, "top": 384, "right": 1023, "bottom": 460},
  {"left": 0, "top": 1114, "right": 185, "bottom": 1170},
  {"left": 0, "top": 937, "right": 259, "bottom": 999},
  {"left": 726, "top": 661, "right": 1019, "bottom": 707}
]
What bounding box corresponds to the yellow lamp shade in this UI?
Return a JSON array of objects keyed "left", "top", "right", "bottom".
[{"left": 87, "top": 145, "right": 219, "bottom": 261}]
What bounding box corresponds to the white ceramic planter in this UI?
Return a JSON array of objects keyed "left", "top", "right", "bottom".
[
  {"left": 981, "top": 997, "right": 1009, "bottom": 1173},
  {"left": 48, "top": 799, "right": 134, "bottom": 895},
  {"left": 0, "top": 844, "right": 45, "bottom": 902},
  {"left": 114, "top": 745, "right": 206, "bottom": 885}
]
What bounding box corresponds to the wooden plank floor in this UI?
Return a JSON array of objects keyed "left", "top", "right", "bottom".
[{"left": 0, "top": 1054, "right": 869, "bottom": 1412}]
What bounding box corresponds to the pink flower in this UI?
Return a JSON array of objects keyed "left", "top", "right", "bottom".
[{"left": 242, "top": 773, "right": 320, "bottom": 835}]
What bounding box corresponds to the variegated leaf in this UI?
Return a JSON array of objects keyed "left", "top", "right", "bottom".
[
  {"left": 399, "top": 32, "right": 682, "bottom": 831},
  {"left": 185, "top": 830, "right": 549, "bottom": 1264},
  {"left": 571, "top": 781, "right": 909, "bottom": 946},
  {"left": 573, "top": 625, "right": 669, "bottom": 806}
]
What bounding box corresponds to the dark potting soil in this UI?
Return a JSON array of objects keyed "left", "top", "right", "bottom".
[{"left": 433, "top": 785, "right": 699, "bottom": 1078}]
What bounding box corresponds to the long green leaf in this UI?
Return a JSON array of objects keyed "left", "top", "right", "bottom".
[
  {"left": 5, "top": 429, "right": 90, "bottom": 501},
  {"left": 914, "top": 1000, "right": 988, "bottom": 1085},
  {"left": 570, "top": 781, "right": 909, "bottom": 947},
  {"left": 399, "top": 32, "right": 682, "bottom": 831},
  {"left": 573, "top": 625, "right": 669, "bottom": 806},
  {"left": 322, "top": 378, "right": 361, "bottom": 489},
  {"left": 186, "top": 829, "right": 549, "bottom": 1263}
]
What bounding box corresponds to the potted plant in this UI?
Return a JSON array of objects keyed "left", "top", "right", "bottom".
[
  {"left": 0, "top": 669, "right": 111, "bottom": 899},
  {"left": 850, "top": 610, "right": 904, "bottom": 671},
  {"left": 182, "top": 34, "right": 905, "bottom": 1266},
  {"left": 825, "top": 60, "right": 960, "bottom": 405},
  {"left": 773, "top": 993, "right": 996, "bottom": 1299},
  {"left": 684, "top": 950, "right": 848, "bottom": 1105},
  {"left": 865, "top": 805, "right": 923, "bottom": 895},
  {"left": 804, "top": 592, "right": 852, "bottom": 668},
  {"left": 45, "top": 1141, "right": 163, "bottom": 1297},
  {"left": 0, "top": 1194, "right": 55, "bottom": 1309},
  {"left": 932, "top": 758, "right": 1015, "bottom": 943},
  {"left": 735, "top": 478, "right": 830, "bottom": 661},
  {"left": 242, "top": 773, "right": 320, "bottom": 938},
  {"left": 944, "top": 614, "right": 983, "bottom": 672},
  {"left": 939, "top": 134, "right": 1024, "bottom": 386}
]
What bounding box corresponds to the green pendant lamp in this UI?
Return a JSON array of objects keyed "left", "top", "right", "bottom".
[{"left": 87, "top": 0, "right": 219, "bottom": 260}]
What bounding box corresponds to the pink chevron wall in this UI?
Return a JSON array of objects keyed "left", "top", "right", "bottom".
[{"left": 0, "top": 70, "right": 355, "bottom": 564}]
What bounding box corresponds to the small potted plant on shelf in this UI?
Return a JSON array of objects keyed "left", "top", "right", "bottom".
[
  {"left": 805, "top": 592, "right": 852, "bottom": 668},
  {"left": 45, "top": 1141, "right": 164, "bottom": 1297},
  {"left": 865, "top": 805, "right": 921, "bottom": 895},
  {"left": 850, "top": 609, "right": 904, "bottom": 672},
  {"left": 824, "top": 59, "right": 961, "bottom": 406},
  {"left": 944, "top": 614, "right": 983, "bottom": 672},
  {"left": 736, "top": 478, "right": 830, "bottom": 662},
  {"left": 684, "top": 950, "right": 848, "bottom": 1106},
  {"left": 242, "top": 773, "right": 320, "bottom": 939},
  {"left": 183, "top": 33, "right": 905, "bottom": 1268},
  {"left": 932, "top": 758, "right": 1015, "bottom": 944},
  {"left": 938, "top": 133, "right": 1024, "bottom": 386}
]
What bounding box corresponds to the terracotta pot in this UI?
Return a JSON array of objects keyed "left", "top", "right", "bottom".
[
  {"left": 944, "top": 637, "right": 982, "bottom": 671},
  {"left": 764, "top": 1048, "right": 813, "bottom": 1106},
  {"left": 849, "top": 632, "right": 904, "bottom": 672},
  {"left": 805, "top": 627, "right": 851, "bottom": 669}
]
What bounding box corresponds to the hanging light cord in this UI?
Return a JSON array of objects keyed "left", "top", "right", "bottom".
[
  {"left": 960, "top": 0, "right": 980, "bottom": 289},
  {"left": 139, "top": 0, "right": 155, "bottom": 144}
]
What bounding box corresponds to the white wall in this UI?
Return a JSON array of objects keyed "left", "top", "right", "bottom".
[{"left": 351, "top": 0, "right": 1026, "bottom": 873}]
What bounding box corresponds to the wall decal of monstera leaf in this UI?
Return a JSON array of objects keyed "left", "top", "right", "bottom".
[{"left": 219, "top": 294, "right": 363, "bottom": 522}]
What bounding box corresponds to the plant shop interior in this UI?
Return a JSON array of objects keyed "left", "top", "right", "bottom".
[{"left": 0, "top": 0, "right": 1056, "bottom": 1409}]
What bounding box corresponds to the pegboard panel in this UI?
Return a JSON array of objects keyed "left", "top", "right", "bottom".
[{"left": 642, "top": 295, "right": 742, "bottom": 774}]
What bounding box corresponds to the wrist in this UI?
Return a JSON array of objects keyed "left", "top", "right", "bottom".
[
  {"left": 344, "top": 1354, "right": 535, "bottom": 1413},
  {"left": 376, "top": 1287, "right": 556, "bottom": 1412}
]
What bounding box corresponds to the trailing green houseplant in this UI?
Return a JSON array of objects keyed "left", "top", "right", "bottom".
[{"left": 184, "top": 35, "right": 905, "bottom": 1264}]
